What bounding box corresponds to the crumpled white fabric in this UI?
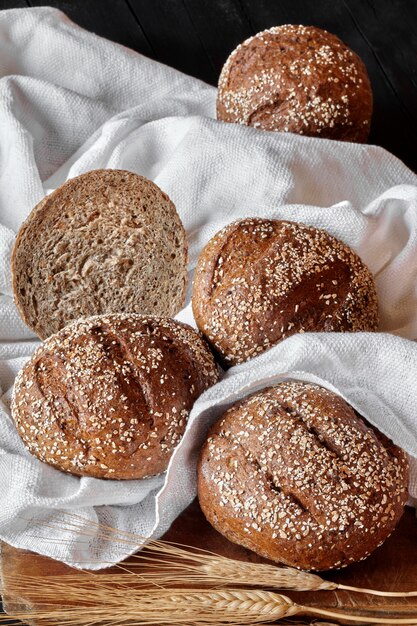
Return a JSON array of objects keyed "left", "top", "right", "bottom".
[{"left": 0, "top": 6, "right": 417, "bottom": 570}]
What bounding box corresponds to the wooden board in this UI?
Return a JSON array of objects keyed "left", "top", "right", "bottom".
[{"left": 1, "top": 500, "right": 417, "bottom": 625}]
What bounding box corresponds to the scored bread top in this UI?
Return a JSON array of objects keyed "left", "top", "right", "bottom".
[
  {"left": 192, "top": 218, "right": 379, "bottom": 365},
  {"left": 217, "top": 24, "right": 373, "bottom": 142},
  {"left": 198, "top": 381, "right": 409, "bottom": 571},
  {"left": 12, "top": 169, "right": 188, "bottom": 339},
  {"left": 12, "top": 313, "right": 219, "bottom": 480}
]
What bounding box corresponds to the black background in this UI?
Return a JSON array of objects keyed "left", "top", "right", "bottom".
[{"left": 0, "top": 0, "right": 417, "bottom": 172}]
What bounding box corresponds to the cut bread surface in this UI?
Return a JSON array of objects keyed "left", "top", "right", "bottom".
[{"left": 12, "top": 169, "right": 188, "bottom": 339}]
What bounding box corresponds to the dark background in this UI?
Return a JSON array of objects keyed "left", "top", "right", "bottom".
[{"left": 0, "top": 0, "right": 417, "bottom": 171}]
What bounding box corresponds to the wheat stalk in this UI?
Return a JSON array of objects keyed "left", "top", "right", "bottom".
[
  {"left": 29, "top": 513, "right": 335, "bottom": 592},
  {"left": 29, "top": 512, "right": 417, "bottom": 599},
  {"left": 3, "top": 584, "right": 417, "bottom": 626}
]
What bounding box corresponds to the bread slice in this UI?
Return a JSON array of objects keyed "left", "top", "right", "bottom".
[{"left": 12, "top": 169, "right": 188, "bottom": 339}]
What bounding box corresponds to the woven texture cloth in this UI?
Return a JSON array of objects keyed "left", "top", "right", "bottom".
[{"left": 0, "top": 7, "right": 416, "bottom": 569}]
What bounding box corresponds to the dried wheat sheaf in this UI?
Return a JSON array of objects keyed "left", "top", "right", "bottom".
[{"left": 2, "top": 513, "right": 417, "bottom": 625}]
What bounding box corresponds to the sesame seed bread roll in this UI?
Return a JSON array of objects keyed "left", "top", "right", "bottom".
[
  {"left": 12, "top": 169, "right": 188, "bottom": 339},
  {"left": 217, "top": 25, "right": 373, "bottom": 142},
  {"left": 192, "top": 218, "right": 378, "bottom": 366},
  {"left": 198, "top": 381, "right": 409, "bottom": 571},
  {"left": 12, "top": 314, "right": 219, "bottom": 480}
]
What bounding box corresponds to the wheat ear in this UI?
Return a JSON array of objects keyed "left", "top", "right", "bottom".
[
  {"left": 3, "top": 584, "right": 417, "bottom": 626},
  {"left": 31, "top": 512, "right": 417, "bottom": 598}
]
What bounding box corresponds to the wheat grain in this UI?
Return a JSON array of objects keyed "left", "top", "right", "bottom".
[
  {"left": 3, "top": 584, "right": 417, "bottom": 626},
  {"left": 26, "top": 512, "right": 417, "bottom": 599}
]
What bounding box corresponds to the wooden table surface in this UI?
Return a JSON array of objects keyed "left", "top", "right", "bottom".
[
  {"left": 0, "top": 0, "right": 416, "bottom": 172},
  {"left": 2, "top": 500, "right": 417, "bottom": 626},
  {"left": 0, "top": 1, "right": 417, "bottom": 624}
]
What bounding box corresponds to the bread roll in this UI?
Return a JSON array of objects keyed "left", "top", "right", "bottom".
[
  {"left": 217, "top": 25, "right": 372, "bottom": 142},
  {"left": 192, "top": 218, "right": 378, "bottom": 366},
  {"left": 12, "top": 314, "right": 219, "bottom": 480},
  {"left": 198, "top": 381, "right": 408, "bottom": 571},
  {"left": 12, "top": 169, "right": 188, "bottom": 339}
]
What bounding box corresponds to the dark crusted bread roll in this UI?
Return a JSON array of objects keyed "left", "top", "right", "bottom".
[
  {"left": 12, "top": 314, "right": 219, "bottom": 480},
  {"left": 217, "top": 25, "right": 373, "bottom": 142},
  {"left": 198, "top": 381, "right": 409, "bottom": 571},
  {"left": 192, "top": 218, "right": 378, "bottom": 366}
]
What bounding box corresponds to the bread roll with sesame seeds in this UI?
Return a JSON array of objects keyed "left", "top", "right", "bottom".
[
  {"left": 217, "top": 25, "right": 373, "bottom": 142},
  {"left": 12, "top": 169, "right": 188, "bottom": 340},
  {"left": 11, "top": 314, "right": 219, "bottom": 480},
  {"left": 192, "top": 218, "right": 378, "bottom": 366},
  {"left": 198, "top": 381, "right": 409, "bottom": 571}
]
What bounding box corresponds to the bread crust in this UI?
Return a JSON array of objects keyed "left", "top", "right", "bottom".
[
  {"left": 198, "top": 381, "right": 409, "bottom": 571},
  {"left": 11, "top": 313, "right": 219, "bottom": 480},
  {"left": 12, "top": 169, "right": 188, "bottom": 339},
  {"left": 217, "top": 25, "right": 373, "bottom": 142},
  {"left": 192, "top": 218, "right": 379, "bottom": 366}
]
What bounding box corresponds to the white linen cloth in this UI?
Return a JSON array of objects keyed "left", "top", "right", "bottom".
[{"left": 0, "top": 7, "right": 417, "bottom": 569}]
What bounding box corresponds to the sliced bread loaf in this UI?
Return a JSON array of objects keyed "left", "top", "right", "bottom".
[{"left": 12, "top": 169, "right": 188, "bottom": 338}]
